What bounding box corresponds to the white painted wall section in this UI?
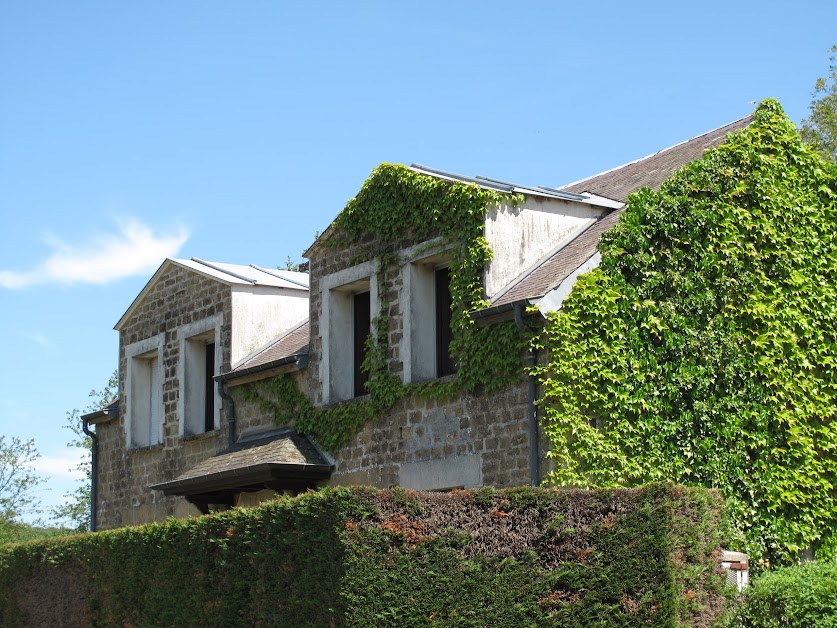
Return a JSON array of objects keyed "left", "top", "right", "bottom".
[
  {"left": 230, "top": 287, "right": 309, "bottom": 364},
  {"left": 484, "top": 197, "right": 604, "bottom": 298}
]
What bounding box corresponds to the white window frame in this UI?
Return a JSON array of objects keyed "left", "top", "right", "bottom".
[
  {"left": 125, "top": 333, "right": 165, "bottom": 449},
  {"left": 177, "top": 314, "right": 222, "bottom": 438},
  {"left": 320, "top": 259, "right": 379, "bottom": 404}
]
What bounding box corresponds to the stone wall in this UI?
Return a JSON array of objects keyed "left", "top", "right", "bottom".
[{"left": 97, "top": 263, "right": 236, "bottom": 529}]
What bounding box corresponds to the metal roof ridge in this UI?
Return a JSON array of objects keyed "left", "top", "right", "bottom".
[
  {"left": 410, "top": 164, "right": 597, "bottom": 202},
  {"left": 250, "top": 265, "right": 310, "bottom": 289},
  {"left": 191, "top": 257, "right": 258, "bottom": 284}
]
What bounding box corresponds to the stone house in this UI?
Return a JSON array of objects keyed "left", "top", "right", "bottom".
[{"left": 86, "top": 116, "right": 751, "bottom": 530}]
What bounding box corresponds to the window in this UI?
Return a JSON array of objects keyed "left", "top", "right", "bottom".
[
  {"left": 353, "top": 291, "right": 371, "bottom": 397},
  {"left": 434, "top": 266, "right": 455, "bottom": 377},
  {"left": 126, "top": 334, "right": 164, "bottom": 449},
  {"left": 404, "top": 250, "right": 456, "bottom": 383},
  {"left": 321, "top": 260, "right": 379, "bottom": 403},
  {"left": 178, "top": 315, "right": 222, "bottom": 437}
]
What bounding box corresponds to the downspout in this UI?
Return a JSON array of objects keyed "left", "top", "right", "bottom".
[
  {"left": 514, "top": 302, "right": 539, "bottom": 487},
  {"left": 218, "top": 378, "right": 236, "bottom": 448},
  {"left": 81, "top": 417, "right": 98, "bottom": 532}
]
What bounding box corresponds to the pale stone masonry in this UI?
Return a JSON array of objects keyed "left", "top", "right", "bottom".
[
  {"left": 100, "top": 263, "right": 232, "bottom": 528},
  {"left": 292, "top": 226, "right": 543, "bottom": 491}
]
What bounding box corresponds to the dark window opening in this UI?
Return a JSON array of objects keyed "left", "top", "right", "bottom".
[
  {"left": 204, "top": 342, "right": 216, "bottom": 432},
  {"left": 353, "top": 291, "right": 371, "bottom": 397},
  {"left": 435, "top": 266, "right": 455, "bottom": 377}
]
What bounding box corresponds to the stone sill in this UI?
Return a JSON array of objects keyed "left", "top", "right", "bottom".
[
  {"left": 320, "top": 373, "right": 459, "bottom": 409},
  {"left": 182, "top": 429, "right": 221, "bottom": 443},
  {"left": 128, "top": 443, "right": 164, "bottom": 454},
  {"left": 319, "top": 394, "right": 371, "bottom": 410}
]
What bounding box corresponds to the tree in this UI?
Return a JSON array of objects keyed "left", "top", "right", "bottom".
[
  {"left": 800, "top": 45, "right": 837, "bottom": 162},
  {"left": 537, "top": 100, "right": 837, "bottom": 565},
  {"left": 0, "top": 436, "right": 43, "bottom": 525},
  {"left": 52, "top": 371, "right": 117, "bottom": 531}
]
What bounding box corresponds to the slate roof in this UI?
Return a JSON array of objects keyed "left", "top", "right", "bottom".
[
  {"left": 487, "top": 115, "right": 753, "bottom": 308},
  {"left": 560, "top": 115, "right": 753, "bottom": 203},
  {"left": 150, "top": 429, "right": 332, "bottom": 496},
  {"left": 219, "top": 319, "right": 310, "bottom": 381}
]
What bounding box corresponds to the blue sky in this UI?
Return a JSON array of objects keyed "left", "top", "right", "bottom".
[{"left": 1, "top": 2, "right": 835, "bottom": 522}]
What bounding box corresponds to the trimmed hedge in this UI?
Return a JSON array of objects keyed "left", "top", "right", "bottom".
[
  {"left": 731, "top": 560, "right": 837, "bottom": 627},
  {"left": 0, "top": 484, "right": 731, "bottom": 627}
]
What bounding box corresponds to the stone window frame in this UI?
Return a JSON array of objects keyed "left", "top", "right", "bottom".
[
  {"left": 400, "top": 239, "right": 455, "bottom": 384},
  {"left": 125, "top": 333, "right": 165, "bottom": 450},
  {"left": 320, "top": 259, "right": 379, "bottom": 404},
  {"left": 177, "top": 313, "right": 223, "bottom": 439}
]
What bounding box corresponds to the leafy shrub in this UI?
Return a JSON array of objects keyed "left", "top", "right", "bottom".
[{"left": 732, "top": 561, "right": 837, "bottom": 627}]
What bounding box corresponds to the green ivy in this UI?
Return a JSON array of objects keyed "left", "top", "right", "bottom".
[
  {"left": 246, "top": 164, "right": 531, "bottom": 451},
  {"left": 535, "top": 99, "right": 837, "bottom": 565}
]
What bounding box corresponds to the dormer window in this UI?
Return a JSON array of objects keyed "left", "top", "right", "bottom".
[
  {"left": 321, "top": 260, "right": 379, "bottom": 404},
  {"left": 403, "top": 246, "right": 455, "bottom": 383},
  {"left": 126, "top": 334, "right": 165, "bottom": 449},
  {"left": 178, "top": 314, "right": 222, "bottom": 438}
]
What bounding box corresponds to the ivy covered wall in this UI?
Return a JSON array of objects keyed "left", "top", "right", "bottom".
[
  {"left": 535, "top": 99, "right": 837, "bottom": 565},
  {"left": 245, "top": 165, "right": 532, "bottom": 453}
]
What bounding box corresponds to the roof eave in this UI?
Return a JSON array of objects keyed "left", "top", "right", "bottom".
[
  {"left": 469, "top": 299, "right": 538, "bottom": 327},
  {"left": 216, "top": 353, "right": 309, "bottom": 385},
  {"left": 150, "top": 461, "right": 333, "bottom": 496}
]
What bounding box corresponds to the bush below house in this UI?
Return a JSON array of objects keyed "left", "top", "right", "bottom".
[{"left": 0, "top": 484, "right": 732, "bottom": 627}]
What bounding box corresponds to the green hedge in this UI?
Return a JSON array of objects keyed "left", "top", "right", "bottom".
[
  {"left": 731, "top": 560, "right": 837, "bottom": 627},
  {"left": 0, "top": 484, "right": 732, "bottom": 627}
]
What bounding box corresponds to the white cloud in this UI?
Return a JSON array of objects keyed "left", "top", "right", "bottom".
[
  {"left": 0, "top": 218, "right": 190, "bottom": 289},
  {"left": 32, "top": 450, "right": 87, "bottom": 481},
  {"left": 21, "top": 331, "right": 49, "bottom": 347}
]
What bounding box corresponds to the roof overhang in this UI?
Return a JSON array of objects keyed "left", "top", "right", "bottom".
[
  {"left": 216, "top": 352, "right": 309, "bottom": 386},
  {"left": 81, "top": 400, "right": 120, "bottom": 425},
  {"left": 470, "top": 299, "right": 538, "bottom": 327},
  {"left": 149, "top": 429, "right": 334, "bottom": 508},
  {"left": 150, "top": 460, "right": 332, "bottom": 497}
]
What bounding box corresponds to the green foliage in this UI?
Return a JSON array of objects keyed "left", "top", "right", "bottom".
[
  {"left": 0, "top": 485, "right": 730, "bottom": 627},
  {"left": 732, "top": 561, "right": 837, "bottom": 627},
  {"left": 52, "top": 370, "right": 118, "bottom": 531},
  {"left": 0, "top": 436, "right": 43, "bottom": 525},
  {"left": 800, "top": 45, "right": 837, "bottom": 162},
  {"left": 248, "top": 163, "right": 530, "bottom": 450},
  {"left": 536, "top": 99, "right": 837, "bottom": 565},
  {"left": 0, "top": 522, "right": 71, "bottom": 547}
]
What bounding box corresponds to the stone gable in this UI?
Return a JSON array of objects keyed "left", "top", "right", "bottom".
[{"left": 98, "top": 263, "right": 235, "bottom": 529}]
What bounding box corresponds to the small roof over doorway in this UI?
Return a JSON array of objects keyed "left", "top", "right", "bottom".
[{"left": 150, "top": 428, "right": 333, "bottom": 514}]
